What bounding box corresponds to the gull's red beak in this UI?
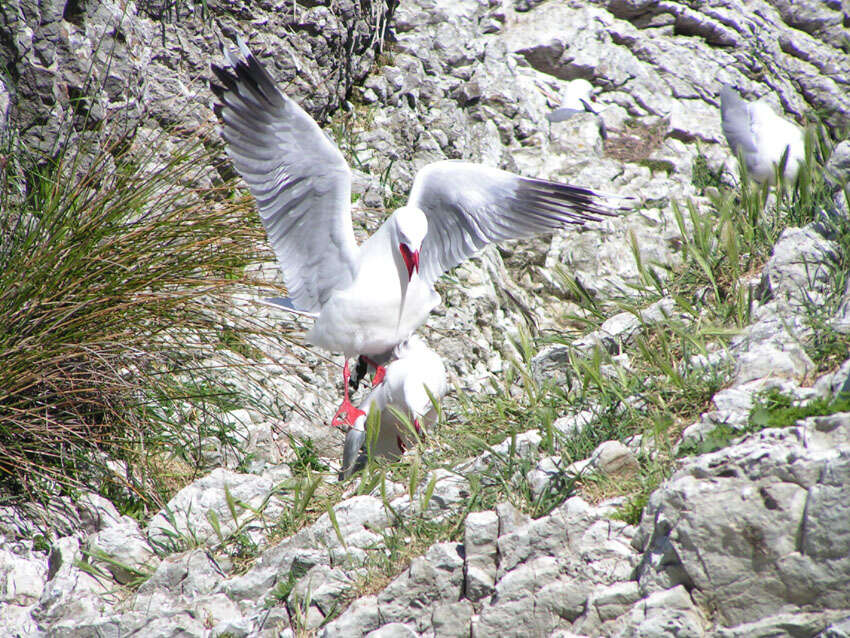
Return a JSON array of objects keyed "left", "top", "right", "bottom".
[{"left": 399, "top": 243, "right": 420, "bottom": 280}]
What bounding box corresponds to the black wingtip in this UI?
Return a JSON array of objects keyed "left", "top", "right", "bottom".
[
  {"left": 517, "top": 176, "right": 633, "bottom": 224},
  {"left": 209, "top": 36, "right": 290, "bottom": 132}
]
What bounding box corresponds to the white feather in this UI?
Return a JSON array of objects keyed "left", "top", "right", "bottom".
[
  {"left": 720, "top": 85, "right": 805, "bottom": 185},
  {"left": 340, "top": 337, "right": 448, "bottom": 477}
]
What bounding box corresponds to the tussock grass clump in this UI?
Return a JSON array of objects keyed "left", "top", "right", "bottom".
[{"left": 0, "top": 126, "right": 281, "bottom": 512}]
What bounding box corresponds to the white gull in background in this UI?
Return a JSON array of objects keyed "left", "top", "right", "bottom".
[
  {"left": 210, "top": 39, "right": 626, "bottom": 418},
  {"left": 336, "top": 336, "right": 448, "bottom": 479},
  {"left": 546, "top": 78, "right": 597, "bottom": 123},
  {"left": 719, "top": 85, "right": 805, "bottom": 185}
]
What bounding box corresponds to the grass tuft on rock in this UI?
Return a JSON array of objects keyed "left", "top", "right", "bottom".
[
  {"left": 0, "top": 125, "right": 280, "bottom": 512},
  {"left": 749, "top": 388, "right": 850, "bottom": 430}
]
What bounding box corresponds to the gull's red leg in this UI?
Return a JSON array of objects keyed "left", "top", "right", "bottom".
[
  {"left": 361, "top": 356, "right": 386, "bottom": 386},
  {"left": 331, "top": 360, "right": 364, "bottom": 428}
]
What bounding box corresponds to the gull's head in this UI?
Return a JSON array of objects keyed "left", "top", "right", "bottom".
[
  {"left": 566, "top": 78, "right": 593, "bottom": 102},
  {"left": 394, "top": 206, "right": 428, "bottom": 281}
]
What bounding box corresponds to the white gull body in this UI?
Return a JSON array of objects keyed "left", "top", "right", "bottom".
[
  {"left": 211, "top": 40, "right": 625, "bottom": 366},
  {"left": 339, "top": 336, "right": 448, "bottom": 479},
  {"left": 547, "top": 78, "right": 596, "bottom": 123},
  {"left": 719, "top": 85, "right": 805, "bottom": 185}
]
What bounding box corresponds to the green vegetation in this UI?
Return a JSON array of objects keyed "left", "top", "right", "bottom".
[
  {"left": 678, "top": 387, "right": 850, "bottom": 458},
  {"left": 265, "top": 562, "right": 310, "bottom": 608},
  {"left": 676, "top": 423, "right": 742, "bottom": 457},
  {"left": 749, "top": 388, "right": 850, "bottom": 429},
  {"left": 289, "top": 438, "right": 330, "bottom": 475},
  {"left": 639, "top": 158, "right": 676, "bottom": 175},
  {"left": 0, "top": 123, "right": 283, "bottom": 513},
  {"left": 691, "top": 150, "right": 725, "bottom": 192}
]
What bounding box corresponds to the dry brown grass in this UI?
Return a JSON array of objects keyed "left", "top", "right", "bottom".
[{"left": 604, "top": 118, "right": 668, "bottom": 163}]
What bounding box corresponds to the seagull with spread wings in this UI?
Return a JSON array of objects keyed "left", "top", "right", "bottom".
[{"left": 210, "top": 38, "right": 626, "bottom": 423}]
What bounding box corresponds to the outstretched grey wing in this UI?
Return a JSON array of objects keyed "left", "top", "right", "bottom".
[
  {"left": 408, "top": 161, "right": 626, "bottom": 286},
  {"left": 211, "top": 39, "right": 358, "bottom": 314}
]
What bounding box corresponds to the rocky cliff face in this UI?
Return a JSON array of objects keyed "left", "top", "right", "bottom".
[
  {"left": 0, "top": 0, "right": 392, "bottom": 153},
  {"left": 2, "top": 0, "right": 850, "bottom": 637}
]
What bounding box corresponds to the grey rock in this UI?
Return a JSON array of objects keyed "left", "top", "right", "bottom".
[
  {"left": 86, "top": 516, "right": 158, "bottom": 585},
  {"left": 636, "top": 442, "right": 850, "bottom": 626},
  {"left": 567, "top": 440, "right": 640, "bottom": 478},
  {"left": 377, "top": 542, "right": 465, "bottom": 632},
  {"left": 120, "top": 610, "right": 207, "bottom": 638},
  {"left": 819, "top": 615, "right": 850, "bottom": 638},
  {"left": 132, "top": 553, "right": 224, "bottom": 618},
  {"left": 433, "top": 601, "right": 475, "bottom": 637},
  {"left": 826, "top": 141, "right": 850, "bottom": 188},
  {"left": 476, "top": 557, "right": 561, "bottom": 638},
  {"left": 0, "top": 76, "right": 9, "bottom": 134},
  {"left": 0, "top": 545, "right": 47, "bottom": 606},
  {"left": 147, "top": 468, "right": 287, "bottom": 550},
  {"left": 212, "top": 617, "right": 253, "bottom": 638},
  {"left": 390, "top": 469, "right": 471, "bottom": 521},
  {"left": 0, "top": 600, "right": 42, "bottom": 637},
  {"left": 244, "top": 605, "right": 290, "bottom": 638},
  {"left": 289, "top": 565, "right": 354, "bottom": 625},
  {"left": 495, "top": 502, "right": 531, "bottom": 539},
  {"left": 31, "top": 536, "right": 112, "bottom": 632},
  {"left": 531, "top": 344, "right": 572, "bottom": 387},
  {"left": 801, "top": 413, "right": 850, "bottom": 453},
  {"left": 770, "top": 0, "right": 849, "bottom": 49},
  {"left": 191, "top": 593, "right": 244, "bottom": 630},
  {"left": 298, "top": 495, "right": 390, "bottom": 552},
  {"left": 535, "top": 577, "right": 588, "bottom": 623},
  {"left": 527, "top": 455, "right": 565, "bottom": 498},
  {"left": 463, "top": 510, "right": 499, "bottom": 601},
  {"left": 590, "top": 581, "right": 641, "bottom": 622},
  {"left": 578, "top": 298, "right": 682, "bottom": 357},
  {"left": 716, "top": 611, "right": 850, "bottom": 638},
  {"left": 757, "top": 226, "right": 840, "bottom": 313},
  {"left": 1, "top": 0, "right": 389, "bottom": 155},
  {"left": 320, "top": 595, "right": 381, "bottom": 638},
  {"left": 4, "top": 0, "right": 850, "bottom": 634},
  {"left": 734, "top": 339, "right": 815, "bottom": 385},
  {"left": 552, "top": 410, "right": 597, "bottom": 439},
  {"left": 813, "top": 358, "right": 850, "bottom": 399},
  {"left": 615, "top": 585, "right": 706, "bottom": 638},
  {"left": 366, "top": 623, "right": 418, "bottom": 638}
]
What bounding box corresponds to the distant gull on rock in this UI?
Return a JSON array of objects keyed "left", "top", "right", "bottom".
[
  {"left": 336, "top": 336, "right": 448, "bottom": 479},
  {"left": 546, "top": 78, "right": 597, "bottom": 123},
  {"left": 210, "top": 37, "right": 627, "bottom": 422},
  {"left": 719, "top": 85, "right": 805, "bottom": 185}
]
